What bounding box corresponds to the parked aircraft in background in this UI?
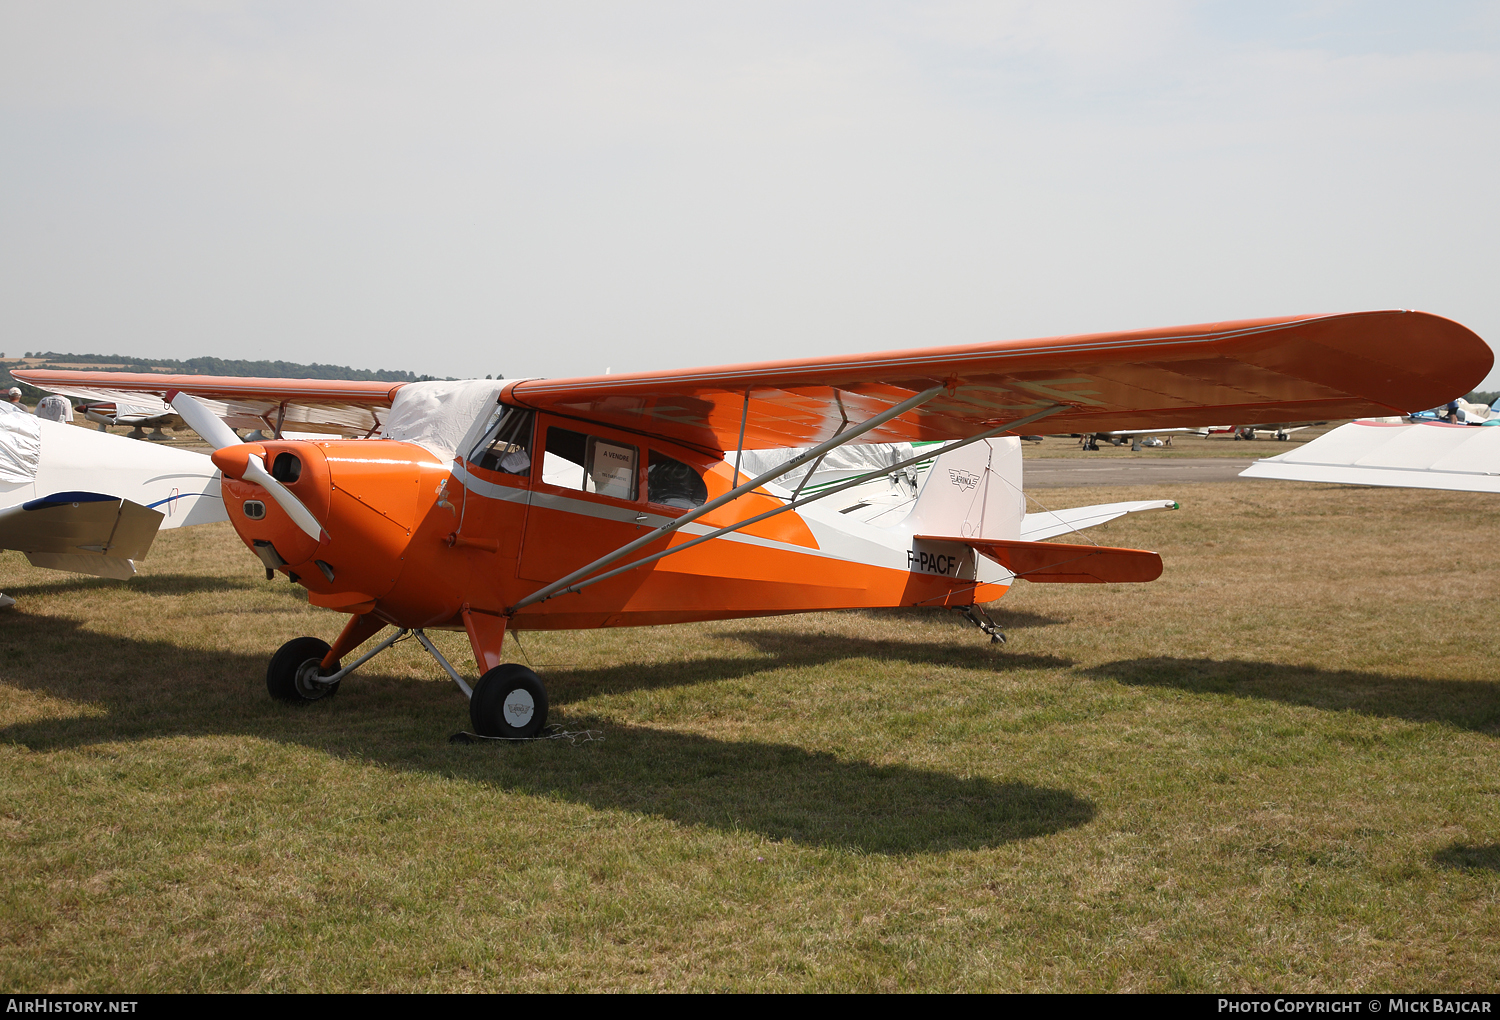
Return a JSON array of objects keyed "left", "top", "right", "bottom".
[
  {"left": 1408, "top": 398, "right": 1500, "bottom": 425},
  {"left": 1074, "top": 429, "right": 1201, "bottom": 450},
  {"left": 0, "top": 412, "right": 225, "bottom": 604},
  {"left": 76, "top": 400, "right": 185, "bottom": 440},
  {"left": 1190, "top": 422, "right": 1327, "bottom": 441},
  {"left": 17, "top": 310, "right": 1490, "bottom": 739},
  {"left": 1072, "top": 419, "right": 1327, "bottom": 450}
]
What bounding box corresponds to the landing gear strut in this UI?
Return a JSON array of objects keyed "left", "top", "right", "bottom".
[
  {"left": 264, "top": 620, "right": 550, "bottom": 738},
  {"left": 954, "top": 605, "right": 1006, "bottom": 644}
]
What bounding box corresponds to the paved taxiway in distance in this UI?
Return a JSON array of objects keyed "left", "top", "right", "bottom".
[{"left": 1023, "top": 458, "right": 1256, "bottom": 488}]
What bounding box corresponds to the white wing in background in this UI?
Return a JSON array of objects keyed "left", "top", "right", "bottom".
[
  {"left": 0, "top": 415, "right": 227, "bottom": 580},
  {"left": 1240, "top": 421, "right": 1500, "bottom": 493}
]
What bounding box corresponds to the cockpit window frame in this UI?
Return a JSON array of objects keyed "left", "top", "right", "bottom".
[{"left": 468, "top": 405, "right": 536, "bottom": 478}]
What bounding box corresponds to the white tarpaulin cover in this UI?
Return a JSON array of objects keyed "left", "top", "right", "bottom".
[
  {"left": 735, "top": 443, "right": 919, "bottom": 493},
  {"left": 0, "top": 411, "right": 42, "bottom": 484},
  {"left": 379, "top": 380, "right": 505, "bottom": 461},
  {"left": 1241, "top": 421, "right": 1500, "bottom": 493}
]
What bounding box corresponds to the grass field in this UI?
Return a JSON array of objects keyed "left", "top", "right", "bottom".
[{"left": 2, "top": 478, "right": 1498, "bottom": 992}]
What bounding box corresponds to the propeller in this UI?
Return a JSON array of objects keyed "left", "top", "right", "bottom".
[{"left": 167, "top": 390, "right": 325, "bottom": 542}]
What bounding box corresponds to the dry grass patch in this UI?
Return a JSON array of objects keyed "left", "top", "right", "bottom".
[{"left": 2, "top": 479, "right": 1499, "bottom": 991}]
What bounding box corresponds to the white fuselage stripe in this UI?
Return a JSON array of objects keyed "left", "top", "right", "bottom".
[{"left": 451, "top": 460, "right": 923, "bottom": 569}]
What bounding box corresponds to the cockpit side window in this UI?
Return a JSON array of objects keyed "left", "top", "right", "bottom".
[
  {"left": 647, "top": 451, "right": 707, "bottom": 509},
  {"left": 543, "top": 427, "right": 639, "bottom": 500},
  {"left": 471, "top": 406, "right": 535, "bottom": 476}
]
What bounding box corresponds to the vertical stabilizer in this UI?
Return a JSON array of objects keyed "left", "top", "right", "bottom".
[{"left": 902, "top": 438, "right": 1025, "bottom": 540}]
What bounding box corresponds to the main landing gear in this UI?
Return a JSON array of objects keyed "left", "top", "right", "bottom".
[
  {"left": 266, "top": 636, "right": 342, "bottom": 702},
  {"left": 264, "top": 624, "right": 550, "bottom": 739},
  {"left": 469, "top": 664, "right": 549, "bottom": 738}
]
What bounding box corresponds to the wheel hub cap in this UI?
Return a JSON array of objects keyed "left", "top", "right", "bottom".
[
  {"left": 294, "top": 658, "right": 334, "bottom": 700},
  {"left": 503, "top": 689, "right": 535, "bottom": 727}
]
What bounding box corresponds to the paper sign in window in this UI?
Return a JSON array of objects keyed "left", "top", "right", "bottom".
[{"left": 587, "top": 439, "right": 638, "bottom": 499}]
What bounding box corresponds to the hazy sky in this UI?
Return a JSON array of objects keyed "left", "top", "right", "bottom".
[{"left": 3, "top": 1, "right": 1499, "bottom": 387}]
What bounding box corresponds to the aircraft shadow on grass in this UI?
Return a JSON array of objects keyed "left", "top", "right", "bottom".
[
  {"left": 4, "top": 573, "right": 272, "bottom": 599},
  {"left": 0, "top": 615, "right": 1090, "bottom": 854},
  {"left": 1083, "top": 657, "right": 1500, "bottom": 735},
  {"left": 845, "top": 606, "right": 1070, "bottom": 630},
  {"left": 542, "top": 629, "right": 1072, "bottom": 705},
  {"left": 1431, "top": 843, "right": 1500, "bottom": 872}
]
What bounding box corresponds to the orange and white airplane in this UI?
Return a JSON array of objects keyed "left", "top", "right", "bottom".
[{"left": 16, "top": 310, "right": 1491, "bottom": 738}]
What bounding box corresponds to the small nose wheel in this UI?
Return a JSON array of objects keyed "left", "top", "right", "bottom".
[
  {"left": 267, "top": 636, "right": 341, "bottom": 702},
  {"left": 470, "top": 664, "right": 548, "bottom": 738}
]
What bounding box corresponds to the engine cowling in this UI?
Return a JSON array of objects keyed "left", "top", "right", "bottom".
[{"left": 219, "top": 439, "right": 452, "bottom": 616}]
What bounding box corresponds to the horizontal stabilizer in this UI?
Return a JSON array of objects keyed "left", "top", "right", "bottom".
[
  {"left": 1020, "top": 499, "right": 1179, "bottom": 541},
  {"left": 918, "top": 535, "right": 1163, "bottom": 583}
]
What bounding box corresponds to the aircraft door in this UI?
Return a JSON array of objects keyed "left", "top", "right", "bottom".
[
  {"left": 517, "top": 420, "right": 652, "bottom": 584},
  {"left": 443, "top": 405, "right": 537, "bottom": 609}
]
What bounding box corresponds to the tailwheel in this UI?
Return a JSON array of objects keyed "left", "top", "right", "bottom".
[
  {"left": 267, "top": 636, "right": 341, "bottom": 703},
  {"left": 470, "top": 664, "right": 548, "bottom": 738}
]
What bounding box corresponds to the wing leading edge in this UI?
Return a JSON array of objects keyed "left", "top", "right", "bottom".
[{"left": 502, "top": 310, "right": 1490, "bottom": 454}]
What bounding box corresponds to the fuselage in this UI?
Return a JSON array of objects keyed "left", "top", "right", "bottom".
[{"left": 218, "top": 409, "right": 1009, "bottom": 634}]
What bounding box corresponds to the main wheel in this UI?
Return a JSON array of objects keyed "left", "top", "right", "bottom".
[
  {"left": 469, "top": 664, "right": 548, "bottom": 738},
  {"left": 266, "top": 636, "right": 341, "bottom": 703}
]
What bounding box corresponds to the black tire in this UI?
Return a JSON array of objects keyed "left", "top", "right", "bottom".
[
  {"left": 266, "top": 636, "right": 341, "bottom": 703},
  {"left": 469, "top": 664, "right": 548, "bottom": 738}
]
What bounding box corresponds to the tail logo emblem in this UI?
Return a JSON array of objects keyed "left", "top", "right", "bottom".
[{"left": 948, "top": 469, "right": 981, "bottom": 492}]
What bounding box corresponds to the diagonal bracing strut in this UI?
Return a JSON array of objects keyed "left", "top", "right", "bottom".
[
  {"left": 312, "top": 625, "right": 476, "bottom": 698},
  {"left": 513, "top": 402, "right": 1069, "bottom": 607},
  {"left": 508, "top": 384, "right": 948, "bottom": 612}
]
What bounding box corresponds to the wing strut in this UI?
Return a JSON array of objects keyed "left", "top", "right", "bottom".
[
  {"left": 509, "top": 402, "right": 1069, "bottom": 610},
  {"left": 731, "top": 388, "right": 749, "bottom": 486},
  {"left": 508, "top": 385, "right": 952, "bottom": 612}
]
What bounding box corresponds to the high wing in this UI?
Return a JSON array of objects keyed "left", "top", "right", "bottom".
[
  {"left": 500, "top": 310, "right": 1490, "bottom": 454},
  {"left": 13, "top": 311, "right": 1489, "bottom": 456},
  {"left": 11, "top": 374, "right": 401, "bottom": 437}
]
